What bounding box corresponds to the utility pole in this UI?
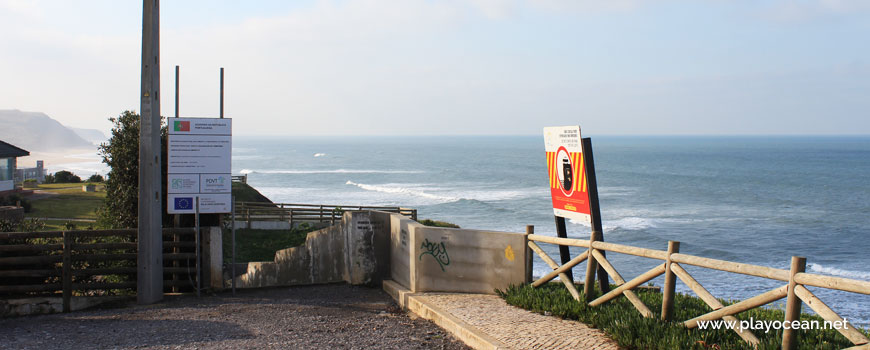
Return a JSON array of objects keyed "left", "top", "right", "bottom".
[{"left": 138, "top": 0, "right": 163, "bottom": 304}]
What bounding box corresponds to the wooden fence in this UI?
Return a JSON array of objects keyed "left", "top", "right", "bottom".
[
  {"left": 0, "top": 228, "right": 199, "bottom": 312},
  {"left": 525, "top": 230, "right": 870, "bottom": 349},
  {"left": 234, "top": 201, "right": 417, "bottom": 226}
]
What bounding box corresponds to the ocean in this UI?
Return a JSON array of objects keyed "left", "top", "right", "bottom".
[{"left": 232, "top": 135, "right": 870, "bottom": 326}]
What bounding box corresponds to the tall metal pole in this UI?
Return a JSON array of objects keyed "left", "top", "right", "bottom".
[
  {"left": 231, "top": 196, "right": 236, "bottom": 295},
  {"left": 581, "top": 137, "right": 610, "bottom": 294},
  {"left": 195, "top": 197, "right": 201, "bottom": 297},
  {"left": 138, "top": 0, "right": 163, "bottom": 304},
  {"left": 174, "top": 65, "right": 179, "bottom": 118},
  {"left": 219, "top": 67, "right": 224, "bottom": 118}
]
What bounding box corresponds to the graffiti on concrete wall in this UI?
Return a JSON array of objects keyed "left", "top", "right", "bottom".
[{"left": 419, "top": 238, "right": 450, "bottom": 272}]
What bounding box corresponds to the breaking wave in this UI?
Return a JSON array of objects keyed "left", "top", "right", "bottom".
[
  {"left": 809, "top": 264, "right": 870, "bottom": 281},
  {"left": 240, "top": 169, "right": 423, "bottom": 175},
  {"left": 346, "top": 181, "right": 460, "bottom": 202},
  {"left": 345, "top": 181, "right": 535, "bottom": 204},
  {"left": 313, "top": 153, "right": 326, "bottom": 157}
]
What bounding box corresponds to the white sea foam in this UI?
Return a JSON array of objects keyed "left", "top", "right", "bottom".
[
  {"left": 345, "top": 181, "right": 537, "bottom": 204},
  {"left": 346, "top": 181, "right": 460, "bottom": 202},
  {"left": 239, "top": 169, "right": 423, "bottom": 175},
  {"left": 809, "top": 264, "right": 870, "bottom": 281},
  {"left": 313, "top": 153, "right": 326, "bottom": 157},
  {"left": 568, "top": 216, "right": 656, "bottom": 231}
]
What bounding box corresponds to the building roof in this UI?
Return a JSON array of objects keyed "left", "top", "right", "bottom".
[{"left": 0, "top": 140, "right": 30, "bottom": 158}]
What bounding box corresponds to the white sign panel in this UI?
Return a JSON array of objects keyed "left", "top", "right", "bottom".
[
  {"left": 168, "top": 135, "right": 232, "bottom": 174},
  {"left": 168, "top": 118, "right": 232, "bottom": 214}
]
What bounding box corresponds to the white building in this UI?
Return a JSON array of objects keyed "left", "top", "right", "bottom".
[{"left": 0, "top": 140, "right": 30, "bottom": 193}]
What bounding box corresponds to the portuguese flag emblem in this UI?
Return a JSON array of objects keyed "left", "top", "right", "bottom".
[{"left": 174, "top": 120, "right": 190, "bottom": 132}]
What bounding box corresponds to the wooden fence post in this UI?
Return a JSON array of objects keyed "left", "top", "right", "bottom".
[
  {"left": 661, "top": 240, "right": 680, "bottom": 321},
  {"left": 782, "top": 256, "right": 806, "bottom": 350},
  {"left": 525, "top": 225, "right": 534, "bottom": 284},
  {"left": 584, "top": 230, "right": 601, "bottom": 301},
  {"left": 62, "top": 231, "right": 72, "bottom": 313}
]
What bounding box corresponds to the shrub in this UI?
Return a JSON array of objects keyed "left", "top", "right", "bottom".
[
  {"left": 87, "top": 174, "right": 105, "bottom": 183},
  {"left": 498, "top": 283, "right": 867, "bottom": 350},
  {"left": 419, "top": 219, "right": 460, "bottom": 228},
  {"left": 0, "top": 194, "right": 31, "bottom": 213},
  {"left": 53, "top": 170, "right": 82, "bottom": 183}
]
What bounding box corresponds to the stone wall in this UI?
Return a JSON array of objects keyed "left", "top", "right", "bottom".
[{"left": 232, "top": 210, "right": 528, "bottom": 294}]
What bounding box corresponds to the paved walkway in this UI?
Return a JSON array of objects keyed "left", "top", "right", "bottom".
[{"left": 385, "top": 281, "right": 620, "bottom": 350}]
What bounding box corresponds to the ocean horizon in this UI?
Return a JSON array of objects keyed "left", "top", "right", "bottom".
[
  {"left": 234, "top": 135, "right": 870, "bottom": 326},
  {"left": 45, "top": 134, "right": 870, "bottom": 326}
]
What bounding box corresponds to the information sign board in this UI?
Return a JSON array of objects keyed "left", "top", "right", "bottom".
[{"left": 167, "top": 118, "right": 232, "bottom": 214}]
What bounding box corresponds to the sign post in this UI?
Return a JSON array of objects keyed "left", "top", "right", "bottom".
[
  {"left": 167, "top": 117, "right": 232, "bottom": 295},
  {"left": 543, "top": 126, "right": 609, "bottom": 293},
  {"left": 167, "top": 118, "right": 232, "bottom": 215}
]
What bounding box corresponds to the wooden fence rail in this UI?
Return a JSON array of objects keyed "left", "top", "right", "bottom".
[
  {"left": 525, "top": 232, "right": 870, "bottom": 349},
  {"left": 234, "top": 201, "right": 418, "bottom": 226},
  {"left": 0, "top": 228, "right": 200, "bottom": 312}
]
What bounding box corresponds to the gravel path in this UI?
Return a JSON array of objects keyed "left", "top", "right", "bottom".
[{"left": 0, "top": 284, "right": 470, "bottom": 350}]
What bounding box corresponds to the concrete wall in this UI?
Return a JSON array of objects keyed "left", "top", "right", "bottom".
[
  {"left": 231, "top": 210, "right": 527, "bottom": 294},
  {"left": 405, "top": 226, "right": 528, "bottom": 294},
  {"left": 234, "top": 211, "right": 391, "bottom": 288}
]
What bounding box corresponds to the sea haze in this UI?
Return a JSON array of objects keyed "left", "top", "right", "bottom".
[{"left": 233, "top": 135, "right": 870, "bottom": 326}]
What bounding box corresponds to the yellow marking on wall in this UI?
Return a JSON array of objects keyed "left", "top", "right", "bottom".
[{"left": 504, "top": 245, "right": 515, "bottom": 261}]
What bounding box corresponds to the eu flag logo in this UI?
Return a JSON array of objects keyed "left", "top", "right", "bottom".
[{"left": 174, "top": 197, "right": 193, "bottom": 210}]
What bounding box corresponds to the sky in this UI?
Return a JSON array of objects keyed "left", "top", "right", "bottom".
[{"left": 0, "top": 0, "right": 869, "bottom": 136}]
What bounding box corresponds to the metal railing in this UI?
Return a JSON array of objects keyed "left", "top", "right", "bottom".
[
  {"left": 233, "top": 201, "right": 417, "bottom": 227},
  {"left": 231, "top": 175, "right": 247, "bottom": 184}
]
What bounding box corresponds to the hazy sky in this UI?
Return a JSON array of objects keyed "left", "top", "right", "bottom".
[{"left": 1, "top": 0, "right": 868, "bottom": 136}]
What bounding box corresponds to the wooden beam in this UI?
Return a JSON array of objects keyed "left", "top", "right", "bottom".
[
  {"left": 795, "top": 285, "right": 869, "bottom": 346},
  {"left": 590, "top": 249, "right": 653, "bottom": 318},
  {"left": 684, "top": 285, "right": 787, "bottom": 329},
  {"left": 528, "top": 241, "right": 581, "bottom": 301},
  {"left": 589, "top": 263, "right": 665, "bottom": 307},
  {"left": 533, "top": 250, "right": 588, "bottom": 287},
  {"left": 671, "top": 263, "right": 759, "bottom": 345},
  {"left": 794, "top": 272, "right": 870, "bottom": 296},
  {"left": 671, "top": 253, "right": 790, "bottom": 282}
]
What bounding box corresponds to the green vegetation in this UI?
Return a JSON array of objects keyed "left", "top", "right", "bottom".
[
  {"left": 26, "top": 183, "right": 106, "bottom": 220},
  {"left": 0, "top": 193, "right": 31, "bottom": 212},
  {"left": 222, "top": 224, "right": 317, "bottom": 263},
  {"left": 97, "top": 110, "right": 169, "bottom": 229},
  {"left": 498, "top": 283, "right": 867, "bottom": 350},
  {"left": 48, "top": 170, "right": 83, "bottom": 183},
  {"left": 419, "top": 219, "right": 460, "bottom": 228},
  {"left": 232, "top": 182, "right": 273, "bottom": 203},
  {"left": 87, "top": 174, "right": 105, "bottom": 183}
]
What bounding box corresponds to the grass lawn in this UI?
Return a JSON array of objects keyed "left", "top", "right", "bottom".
[
  {"left": 26, "top": 183, "right": 105, "bottom": 220},
  {"left": 498, "top": 283, "right": 868, "bottom": 350},
  {"left": 222, "top": 225, "right": 318, "bottom": 263}
]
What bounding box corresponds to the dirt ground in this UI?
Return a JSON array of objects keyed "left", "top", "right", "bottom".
[{"left": 0, "top": 284, "right": 470, "bottom": 350}]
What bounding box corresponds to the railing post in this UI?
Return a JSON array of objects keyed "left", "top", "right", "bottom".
[
  {"left": 62, "top": 231, "right": 72, "bottom": 313},
  {"left": 661, "top": 240, "right": 680, "bottom": 321},
  {"left": 584, "top": 230, "right": 601, "bottom": 301},
  {"left": 289, "top": 208, "right": 294, "bottom": 228},
  {"left": 782, "top": 256, "right": 806, "bottom": 350},
  {"left": 525, "top": 225, "right": 534, "bottom": 284}
]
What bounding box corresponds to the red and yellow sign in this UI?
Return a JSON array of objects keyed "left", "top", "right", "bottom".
[{"left": 544, "top": 126, "right": 590, "bottom": 223}]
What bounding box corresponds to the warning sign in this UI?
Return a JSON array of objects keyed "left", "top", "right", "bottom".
[{"left": 543, "top": 126, "right": 590, "bottom": 224}]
